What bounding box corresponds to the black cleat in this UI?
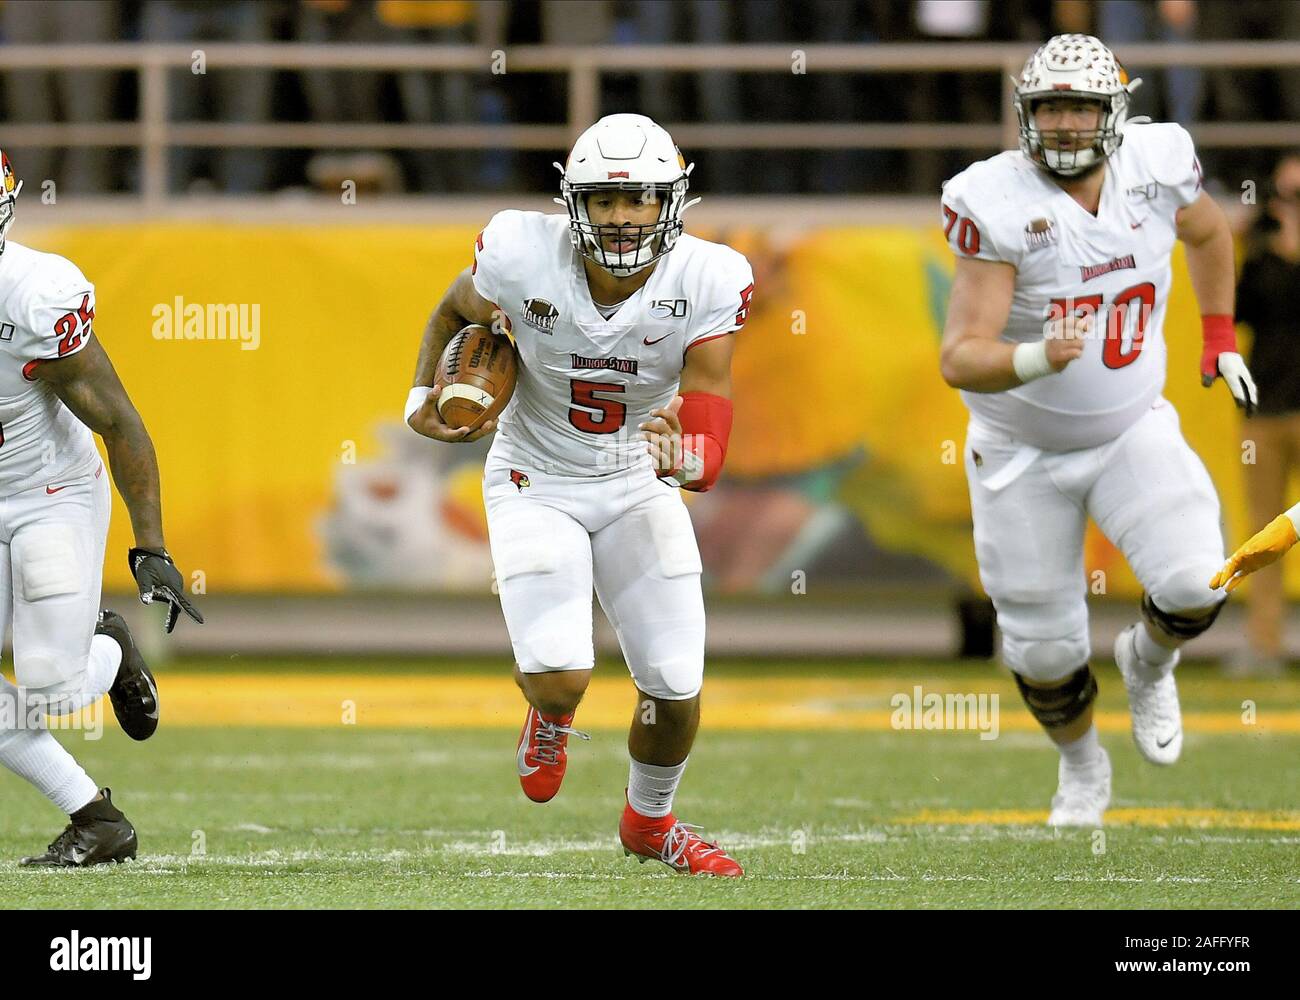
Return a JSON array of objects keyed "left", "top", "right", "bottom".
[
  {"left": 19, "top": 788, "right": 138, "bottom": 867},
  {"left": 97, "top": 610, "right": 159, "bottom": 741}
]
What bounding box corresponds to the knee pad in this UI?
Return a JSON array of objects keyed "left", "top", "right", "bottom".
[
  {"left": 12, "top": 639, "right": 87, "bottom": 694},
  {"left": 629, "top": 654, "right": 703, "bottom": 701},
  {"left": 513, "top": 629, "right": 594, "bottom": 673},
  {"left": 1012, "top": 665, "right": 1098, "bottom": 729},
  {"left": 18, "top": 677, "right": 99, "bottom": 718},
  {"left": 1142, "top": 590, "right": 1225, "bottom": 642},
  {"left": 1149, "top": 566, "right": 1228, "bottom": 623},
  {"left": 995, "top": 599, "right": 1090, "bottom": 682},
  {"left": 1001, "top": 633, "right": 1091, "bottom": 683}
]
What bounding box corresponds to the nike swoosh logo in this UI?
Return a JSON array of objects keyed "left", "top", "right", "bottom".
[
  {"left": 143, "top": 675, "right": 159, "bottom": 719},
  {"left": 516, "top": 735, "right": 538, "bottom": 776},
  {"left": 70, "top": 847, "right": 89, "bottom": 865},
  {"left": 642, "top": 333, "right": 673, "bottom": 346},
  {"left": 46, "top": 485, "right": 69, "bottom": 494},
  {"left": 1156, "top": 733, "right": 1176, "bottom": 748}
]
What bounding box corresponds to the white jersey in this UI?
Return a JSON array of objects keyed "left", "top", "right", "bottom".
[
  {"left": 941, "top": 122, "right": 1204, "bottom": 451},
  {"left": 0, "top": 241, "right": 100, "bottom": 494},
  {"left": 470, "top": 210, "right": 754, "bottom": 476}
]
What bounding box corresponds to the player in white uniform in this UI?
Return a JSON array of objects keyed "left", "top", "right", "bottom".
[
  {"left": 0, "top": 150, "right": 203, "bottom": 866},
  {"left": 939, "top": 36, "right": 1257, "bottom": 826},
  {"left": 407, "top": 115, "right": 752, "bottom": 876}
]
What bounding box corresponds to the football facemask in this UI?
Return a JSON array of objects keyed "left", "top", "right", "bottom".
[
  {"left": 1022, "top": 98, "right": 1113, "bottom": 176},
  {"left": 1013, "top": 34, "right": 1140, "bottom": 178},
  {"left": 562, "top": 181, "right": 687, "bottom": 276}
]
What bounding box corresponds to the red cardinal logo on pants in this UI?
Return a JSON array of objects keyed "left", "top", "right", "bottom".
[{"left": 510, "top": 469, "right": 531, "bottom": 491}]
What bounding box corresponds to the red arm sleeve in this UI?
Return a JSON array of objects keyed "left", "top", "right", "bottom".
[{"left": 675, "top": 391, "right": 733, "bottom": 492}]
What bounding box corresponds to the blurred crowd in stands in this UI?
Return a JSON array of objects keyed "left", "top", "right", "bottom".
[{"left": 0, "top": 0, "right": 1296, "bottom": 195}]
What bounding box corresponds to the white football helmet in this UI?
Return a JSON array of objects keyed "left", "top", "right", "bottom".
[
  {"left": 1014, "top": 34, "right": 1141, "bottom": 177},
  {"left": 0, "top": 149, "right": 21, "bottom": 252},
  {"left": 554, "top": 114, "right": 699, "bottom": 277}
]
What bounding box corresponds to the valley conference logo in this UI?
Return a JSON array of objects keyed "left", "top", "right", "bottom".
[
  {"left": 890, "top": 686, "right": 999, "bottom": 741},
  {"left": 50, "top": 931, "right": 151, "bottom": 980}
]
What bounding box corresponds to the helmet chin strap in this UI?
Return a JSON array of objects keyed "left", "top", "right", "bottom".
[
  {"left": 601, "top": 231, "right": 659, "bottom": 276},
  {"left": 1039, "top": 140, "right": 1104, "bottom": 177}
]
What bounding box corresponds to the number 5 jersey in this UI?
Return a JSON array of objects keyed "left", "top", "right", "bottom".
[{"left": 469, "top": 210, "right": 754, "bottom": 477}]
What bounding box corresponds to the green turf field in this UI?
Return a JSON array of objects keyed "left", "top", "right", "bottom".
[{"left": 1, "top": 658, "right": 1296, "bottom": 909}]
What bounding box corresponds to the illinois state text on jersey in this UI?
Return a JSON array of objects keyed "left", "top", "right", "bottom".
[
  {"left": 470, "top": 209, "right": 754, "bottom": 476},
  {"left": 941, "top": 122, "right": 1203, "bottom": 451}
]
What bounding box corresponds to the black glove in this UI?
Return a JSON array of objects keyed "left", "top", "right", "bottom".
[{"left": 128, "top": 547, "right": 205, "bottom": 633}]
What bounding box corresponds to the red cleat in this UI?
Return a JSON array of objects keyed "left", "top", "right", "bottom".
[
  {"left": 515, "top": 707, "right": 589, "bottom": 803},
  {"left": 619, "top": 800, "right": 743, "bottom": 877}
]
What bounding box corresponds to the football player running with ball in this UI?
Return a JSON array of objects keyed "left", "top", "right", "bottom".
[
  {"left": 0, "top": 151, "right": 203, "bottom": 867},
  {"left": 408, "top": 115, "right": 753, "bottom": 876},
  {"left": 939, "top": 36, "right": 1256, "bottom": 827}
]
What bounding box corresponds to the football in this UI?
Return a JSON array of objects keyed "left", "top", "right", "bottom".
[{"left": 434, "top": 323, "right": 518, "bottom": 430}]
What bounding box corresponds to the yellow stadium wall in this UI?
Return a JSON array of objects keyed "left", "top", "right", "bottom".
[{"left": 22, "top": 221, "right": 1275, "bottom": 597}]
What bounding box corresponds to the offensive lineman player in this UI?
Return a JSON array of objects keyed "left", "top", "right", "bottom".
[
  {"left": 939, "top": 36, "right": 1256, "bottom": 826},
  {"left": 0, "top": 150, "right": 203, "bottom": 866},
  {"left": 407, "top": 115, "right": 752, "bottom": 876}
]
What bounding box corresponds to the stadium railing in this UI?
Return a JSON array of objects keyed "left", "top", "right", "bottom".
[{"left": 1, "top": 41, "right": 1298, "bottom": 206}]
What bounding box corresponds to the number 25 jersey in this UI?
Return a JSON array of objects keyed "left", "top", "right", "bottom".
[{"left": 0, "top": 241, "right": 100, "bottom": 494}]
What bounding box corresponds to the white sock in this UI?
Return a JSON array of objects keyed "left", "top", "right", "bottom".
[
  {"left": 1135, "top": 624, "right": 1178, "bottom": 671},
  {"left": 87, "top": 633, "right": 123, "bottom": 699},
  {"left": 627, "top": 757, "right": 687, "bottom": 818},
  {"left": 1058, "top": 724, "right": 1102, "bottom": 767},
  {"left": 0, "top": 679, "right": 98, "bottom": 813}
]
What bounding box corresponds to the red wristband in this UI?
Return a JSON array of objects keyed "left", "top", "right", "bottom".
[
  {"left": 675, "top": 392, "right": 733, "bottom": 492},
  {"left": 1200, "top": 314, "right": 1237, "bottom": 380}
]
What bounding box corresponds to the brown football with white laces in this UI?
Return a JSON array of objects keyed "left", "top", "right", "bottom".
[{"left": 434, "top": 324, "right": 517, "bottom": 430}]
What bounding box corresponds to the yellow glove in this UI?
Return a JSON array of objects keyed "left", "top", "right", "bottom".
[{"left": 1210, "top": 514, "right": 1300, "bottom": 592}]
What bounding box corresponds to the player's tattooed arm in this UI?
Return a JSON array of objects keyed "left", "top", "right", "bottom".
[
  {"left": 33, "top": 335, "right": 164, "bottom": 549},
  {"left": 939, "top": 257, "right": 1085, "bottom": 391},
  {"left": 408, "top": 267, "right": 502, "bottom": 442},
  {"left": 412, "top": 267, "right": 499, "bottom": 387}
]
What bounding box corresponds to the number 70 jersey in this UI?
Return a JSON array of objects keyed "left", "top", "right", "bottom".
[
  {"left": 941, "top": 122, "right": 1204, "bottom": 452},
  {"left": 0, "top": 241, "right": 100, "bottom": 494},
  {"left": 470, "top": 210, "right": 754, "bottom": 476}
]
